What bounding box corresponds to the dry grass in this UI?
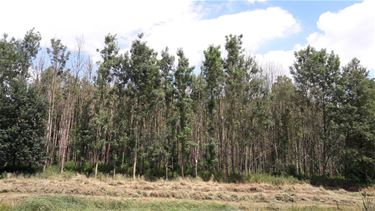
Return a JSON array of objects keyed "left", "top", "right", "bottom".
[{"left": 0, "top": 174, "right": 374, "bottom": 210}]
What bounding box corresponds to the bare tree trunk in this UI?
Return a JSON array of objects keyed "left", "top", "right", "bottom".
[
  {"left": 95, "top": 161, "right": 99, "bottom": 178},
  {"left": 131, "top": 108, "right": 137, "bottom": 180},
  {"left": 245, "top": 145, "right": 249, "bottom": 176},
  {"left": 165, "top": 159, "right": 168, "bottom": 180},
  {"left": 195, "top": 119, "right": 201, "bottom": 178},
  {"left": 45, "top": 72, "right": 57, "bottom": 169},
  {"left": 133, "top": 141, "right": 137, "bottom": 179},
  {"left": 181, "top": 142, "right": 185, "bottom": 178},
  {"left": 231, "top": 129, "right": 236, "bottom": 175}
]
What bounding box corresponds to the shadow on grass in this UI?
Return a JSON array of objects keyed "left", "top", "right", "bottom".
[{"left": 309, "top": 175, "right": 372, "bottom": 191}]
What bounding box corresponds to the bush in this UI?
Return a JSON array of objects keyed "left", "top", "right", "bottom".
[
  {"left": 207, "top": 172, "right": 301, "bottom": 185},
  {"left": 244, "top": 173, "right": 301, "bottom": 185},
  {"left": 310, "top": 175, "right": 348, "bottom": 188},
  {"left": 0, "top": 165, "right": 40, "bottom": 175}
]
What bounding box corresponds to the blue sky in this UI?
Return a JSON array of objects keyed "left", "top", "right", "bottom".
[
  {"left": 253, "top": 1, "right": 357, "bottom": 52},
  {"left": 194, "top": 0, "right": 366, "bottom": 52},
  {"left": 1, "top": 0, "right": 373, "bottom": 76},
  {"left": 210, "top": 0, "right": 372, "bottom": 75}
]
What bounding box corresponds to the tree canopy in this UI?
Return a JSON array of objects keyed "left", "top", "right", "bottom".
[{"left": 1, "top": 31, "right": 374, "bottom": 184}]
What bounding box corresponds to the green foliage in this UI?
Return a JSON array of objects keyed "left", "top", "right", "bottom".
[
  {"left": 174, "top": 49, "right": 194, "bottom": 176},
  {"left": 0, "top": 30, "right": 45, "bottom": 169},
  {"left": 338, "top": 59, "right": 375, "bottom": 183},
  {"left": 309, "top": 175, "right": 348, "bottom": 188},
  {"left": 218, "top": 173, "right": 301, "bottom": 185},
  {"left": 1, "top": 30, "right": 374, "bottom": 187},
  {"left": 38, "top": 165, "right": 75, "bottom": 178},
  {"left": 0, "top": 203, "right": 12, "bottom": 211},
  {"left": 0, "top": 29, "right": 41, "bottom": 82},
  {"left": 202, "top": 138, "right": 219, "bottom": 177},
  {"left": 47, "top": 38, "right": 70, "bottom": 74}
]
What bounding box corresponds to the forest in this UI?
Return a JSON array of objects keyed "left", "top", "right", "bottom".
[{"left": 1, "top": 29, "right": 374, "bottom": 184}]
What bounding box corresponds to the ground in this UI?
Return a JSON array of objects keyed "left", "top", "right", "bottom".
[{"left": 0, "top": 175, "right": 374, "bottom": 210}]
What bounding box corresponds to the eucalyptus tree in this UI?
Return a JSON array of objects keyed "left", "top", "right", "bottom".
[
  {"left": 202, "top": 45, "right": 224, "bottom": 176},
  {"left": 224, "top": 34, "right": 260, "bottom": 175},
  {"left": 270, "top": 76, "right": 298, "bottom": 174},
  {"left": 127, "top": 34, "right": 160, "bottom": 179},
  {"left": 174, "top": 49, "right": 194, "bottom": 177},
  {"left": 191, "top": 74, "right": 209, "bottom": 178},
  {"left": 94, "top": 34, "right": 120, "bottom": 176},
  {"left": 159, "top": 47, "right": 176, "bottom": 179},
  {"left": 44, "top": 39, "right": 70, "bottom": 170},
  {"left": 290, "top": 46, "right": 340, "bottom": 176}
]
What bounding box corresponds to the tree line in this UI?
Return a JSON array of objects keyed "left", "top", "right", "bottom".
[{"left": 1, "top": 30, "right": 374, "bottom": 183}]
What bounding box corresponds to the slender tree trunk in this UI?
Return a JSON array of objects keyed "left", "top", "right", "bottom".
[
  {"left": 133, "top": 141, "right": 137, "bottom": 179},
  {"left": 131, "top": 108, "right": 137, "bottom": 180},
  {"left": 165, "top": 158, "right": 168, "bottom": 180},
  {"left": 180, "top": 142, "right": 184, "bottom": 178},
  {"left": 45, "top": 73, "right": 57, "bottom": 168},
  {"left": 245, "top": 145, "right": 249, "bottom": 175},
  {"left": 95, "top": 161, "right": 99, "bottom": 178}
]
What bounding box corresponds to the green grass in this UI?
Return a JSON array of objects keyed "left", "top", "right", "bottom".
[
  {"left": 0, "top": 198, "right": 358, "bottom": 211},
  {"left": 244, "top": 173, "right": 301, "bottom": 185},
  {"left": 0, "top": 204, "right": 12, "bottom": 211},
  {"left": 0, "top": 194, "right": 365, "bottom": 211},
  {"left": 3, "top": 195, "right": 237, "bottom": 211},
  {"left": 224, "top": 173, "right": 302, "bottom": 185},
  {"left": 286, "top": 207, "right": 344, "bottom": 211},
  {"left": 36, "top": 165, "right": 76, "bottom": 179}
]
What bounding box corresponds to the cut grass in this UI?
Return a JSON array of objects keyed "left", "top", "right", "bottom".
[
  {"left": 7, "top": 195, "right": 237, "bottom": 211},
  {"left": 1, "top": 175, "right": 373, "bottom": 210},
  {"left": 1, "top": 195, "right": 353, "bottom": 211},
  {"left": 0, "top": 204, "right": 12, "bottom": 211}
]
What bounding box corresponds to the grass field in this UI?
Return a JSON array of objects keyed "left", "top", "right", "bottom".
[{"left": 0, "top": 174, "right": 374, "bottom": 210}]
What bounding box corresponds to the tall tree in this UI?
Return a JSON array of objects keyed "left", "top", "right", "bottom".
[
  {"left": 174, "top": 49, "right": 194, "bottom": 177},
  {"left": 94, "top": 34, "right": 120, "bottom": 176},
  {"left": 202, "top": 45, "right": 224, "bottom": 176},
  {"left": 337, "top": 58, "right": 375, "bottom": 182},
  {"left": 127, "top": 34, "right": 160, "bottom": 179},
  {"left": 44, "top": 39, "right": 70, "bottom": 170},
  {"left": 159, "top": 47, "right": 176, "bottom": 179},
  {"left": 270, "top": 76, "right": 298, "bottom": 175},
  {"left": 290, "top": 46, "right": 340, "bottom": 176},
  {"left": 0, "top": 30, "right": 46, "bottom": 169},
  {"left": 224, "top": 34, "right": 260, "bottom": 176}
]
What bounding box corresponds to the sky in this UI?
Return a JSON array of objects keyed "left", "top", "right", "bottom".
[{"left": 1, "top": 0, "right": 374, "bottom": 76}]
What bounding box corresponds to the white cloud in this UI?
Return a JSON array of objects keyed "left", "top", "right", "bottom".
[
  {"left": 247, "top": 0, "right": 267, "bottom": 3},
  {"left": 257, "top": 49, "right": 296, "bottom": 77},
  {"left": 0, "top": 0, "right": 196, "bottom": 61},
  {"left": 257, "top": 0, "right": 375, "bottom": 78},
  {"left": 307, "top": 0, "right": 375, "bottom": 70},
  {"left": 0, "top": 0, "right": 299, "bottom": 70},
  {"left": 145, "top": 7, "right": 300, "bottom": 69}
]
